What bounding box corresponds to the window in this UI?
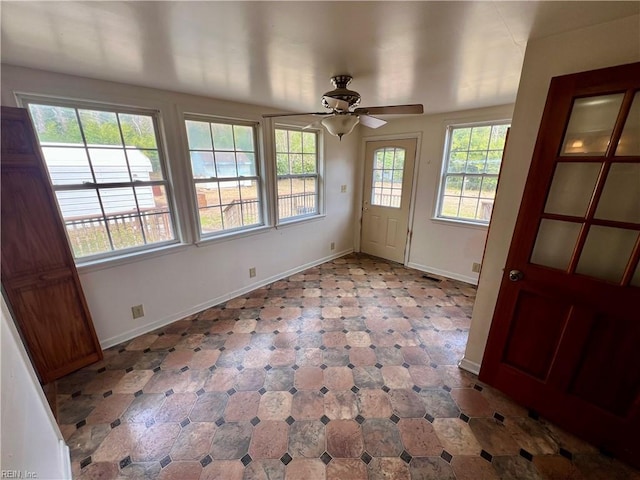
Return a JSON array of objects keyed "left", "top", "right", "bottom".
[
  {"left": 371, "top": 147, "right": 406, "bottom": 208},
  {"left": 185, "top": 118, "right": 262, "bottom": 236},
  {"left": 275, "top": 128, "right": 320, "bottom": 222},
  {"left": 24, "top": 100, "right": 177, "bottom": 260},
  {"left": 437, "top": 122, "right": 510, "bottom": 224}
]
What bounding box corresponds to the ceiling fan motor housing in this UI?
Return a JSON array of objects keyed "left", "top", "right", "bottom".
[{"left": 322, "top": 75, "right": 361, "bottom": 110}]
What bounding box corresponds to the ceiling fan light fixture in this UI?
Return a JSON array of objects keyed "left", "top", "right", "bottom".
[{"left": 322, "top": 114, "right": 360, "bottom": 140}]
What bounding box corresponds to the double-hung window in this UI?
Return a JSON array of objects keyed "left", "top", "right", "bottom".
[
  {"left": 275, "top": 127, "right": 320, "bottom": 222},
  {"left": 437, "top": 122, "right": 510, "bottom": 224},
  {"left": 24, "top": 100, "right": 177, "bottom": 260},
  {"left": 185, "top": 117, "right": 263, "bottom": 237}
]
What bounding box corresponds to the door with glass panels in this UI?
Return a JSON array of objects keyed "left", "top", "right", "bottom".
[
  {"left": 480, "top": 62, "right": 640, "bottom": 468},
  {"left": 361, "top": 139, "right": 417, "bottom": 263}
]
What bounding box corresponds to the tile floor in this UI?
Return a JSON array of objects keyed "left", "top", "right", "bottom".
[{"left": 55, "top": 254, "right": 639, "bottom": 479}]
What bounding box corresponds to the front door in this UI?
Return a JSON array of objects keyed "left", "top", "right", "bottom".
[
  {"left": 361, "top": 138, "right": 417, "bottom": 263},
  {"left": 480, "top": 62, "right": 640, "bottom": 467}
]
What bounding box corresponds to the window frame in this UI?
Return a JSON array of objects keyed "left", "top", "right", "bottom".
[
  {"left": 273, "top": 124, "right": 324, "bottom": 225},
  {"left": 436, "top": 120, "right": 511, "bottom": 226},
  {"left": 18, "top": 94, "right": 180, "bottom": 264},
  {"left": 183, "top": 114, "right": 266, "bottom": 240}
]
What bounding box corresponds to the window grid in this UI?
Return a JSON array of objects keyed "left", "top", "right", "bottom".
[
  {"left": 371, "top": 147, "right": 405, "bottom": 208},
  {"left": 25, "top": 100, "right": 177, "bottom": 260},
  {"left": 185, "top": 118, "right": 262, "bottom": 237},
  {"left": 275, "top": 128, "right": 319, "bottom": 221},
  {"left": 438, "top": 123, "right": 509, "bottom": 224}
]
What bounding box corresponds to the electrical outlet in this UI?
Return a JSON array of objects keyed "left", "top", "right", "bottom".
[
  {"left": 341, "top": 185, "right": 347, "bottom": 193},
  {"left": 249, "top": 267, "right": 256, "bottom": 278},
  {"left": 330, "top": 242, "right": 335, "bottom": 250},
  {"left": 472, "top": 262, "right": 482, "bottom": 273},
  {"left": 131, "top": 304, "right": 144, "bottom": 319}
]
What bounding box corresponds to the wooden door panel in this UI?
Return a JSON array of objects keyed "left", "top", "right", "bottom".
[
  {"left": 480, "top": 63, "right": 640, "bottom": 467},
  {"left": 569, "top": 313, "right": 640, "bottom": 417},
  {"left": 7, "top": 277, "right": 101, "bottom": 381},
  {"left": 1, "top": 106, "right": 102, "bottom": 384},
  {"left": 1, "top": 168, "right": 70, "bottom": 277},
  {"left": 502, "top": 290, "right": 570, "bottom": 380}
]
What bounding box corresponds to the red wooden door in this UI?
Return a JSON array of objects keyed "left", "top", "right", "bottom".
[{"left": 479, "top": 62, "right": 640, "bottom": 468}]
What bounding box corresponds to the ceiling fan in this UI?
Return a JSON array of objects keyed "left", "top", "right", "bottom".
[{"left": 263, "top": 75, "right": 424, "bottom": 139}]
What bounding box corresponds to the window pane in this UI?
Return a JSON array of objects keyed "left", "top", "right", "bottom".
[
  {"left": 238, "top": 153, "right": 256, "bottom": 176},
  {"left": 302, "top": 132, "right": 317, "bottom": 153},
  {"left": 27, "top": 101, "right": 176, "bottom": 259},
  {"left": 544, "top": 162, "right": 601, "bottom": 217},
  {"left": 191, "top": 152, "right": 215, "bottom": 179},
  {"left": 199, "top": 207, "right": 224, "bottom": 233},
  {"left": 303, "top": 154, "right": 317, "bottom": 173},
  {"left": 196, "top": 182, "right": 222, "bottom": 208},
  {"left": 215, "top": 151, "right": 237, "bottom": 178},
  {"left": 576, "top": 226, "right": 638, "bottom": 283},
  {"left": 595, "top": 163, "right": 640, "bottom": 223},
  {"left": 450, "top": 128, "right": 471, "bottom": 151},
  {"left": 140, "top": 150, "right": 164, "bottom": 181},
  {"left": 561, "top": 94, "right": 624, "bottom": 156},
  {"left": 444, "top": 175, "right": 463, "bottom": 196},
  {"left": 439, "top": 122, "right": 509, "bottom": 223},
  {"left": 275, "top": 129, "right": 288, "bottom": 152},
  {"left": 234, "top": 125, "right": 254, "bottom": 151},
  {"left": 79, "top": 109, "right": 123, "bottom": 146},
  {"left": 616, "top": 92, "right": 640, "bottom": 156},
  {"left": 530, "top": 219, "right": 581, "bottom": 271},
  {"left": 469, "top": 126, "right": 491, "bottom": 150},
  {"left": 185, "top": 120, "right": 212, "bottom": 150},
  {"left": 211, "top": 123, "right": 235, "bottom": 150},
  {"left": 374, "top": 150, "right": 385, "bottom": 169},
  {"left": 275, "top": 128, "right": 320, "bottom": 222},
  {"left": 41, "top": 146, "right": 93, "bottom": 185},
  {"left": 119, "top": 113, "right": 157, "bottom": 149},
  {"left": 448, "top": 152, "right": 467, "bottom": 173},
  {"left": 28, "top": 104, "right": 83, "bottom": 144},
  {"left": 288, "top": 131, "right": 303, "bottom": 153},
  {"left": 276, "top": 154, "right": 289, "bottom": 175},
  {"left": 88, "top": 148, "right": 130, "bottom": 183}
]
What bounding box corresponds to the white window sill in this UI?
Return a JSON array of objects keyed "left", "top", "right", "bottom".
[
  {"left": 77, "top": 242, "right": 190, "bottom": 273},
  {"left": 276, "top": 214, "right": 326, "bottom": 229},
  {"left": 430, "top": 217, "right": 490, "bottom": 230},
  {"left": 195, "top": 225, "right": 273, "bottom": 247}
]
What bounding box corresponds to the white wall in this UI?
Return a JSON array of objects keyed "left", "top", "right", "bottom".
[
  {"left": 361, "top": 104, "right": 513, "bottom": 284},
  {"left": 462, "top": 14, "right": 640, "bottom": 373},
  {"left": 1, "top": 297, "right": 71, "bottom": 479},
  {"left": 1, "top": 65, "right": 359, "bottom": 348}
]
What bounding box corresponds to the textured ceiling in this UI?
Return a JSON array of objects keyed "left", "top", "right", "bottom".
[{"left": 2, "top": 1, "right": 638, "bottom": 114}]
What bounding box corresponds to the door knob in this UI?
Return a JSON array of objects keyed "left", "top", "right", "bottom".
[{"left": 509, "top": 270, "right": 524, "bottom": 282}]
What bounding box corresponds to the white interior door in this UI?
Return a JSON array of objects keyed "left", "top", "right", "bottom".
[{"left": 361, "top": 138, "right": 417, "bottom": 263}]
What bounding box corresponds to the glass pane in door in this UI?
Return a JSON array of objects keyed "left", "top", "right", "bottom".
[
  {"left": 530, "top": 219, "right": 581, "bottom": 270},
  {"left": 615, "top": 92, "right": 640, "bottom": 156},
  {"left": 576, "top": 226, "right": 638, "bottom": 283},
  {"left": 371, "top": 147, "right": 405, "bottom": 208},
  {"left": 594, "top": 163, "right": 640, "bottom": 223},
  {"left": 632, "top": 264, "right": 640, "bottom": 287},
  {"left": 560, "top": 94, "right": 624, "bottom": 156},
  {"left": 544, "top": 162, "right": 601, "bottom": 217}
]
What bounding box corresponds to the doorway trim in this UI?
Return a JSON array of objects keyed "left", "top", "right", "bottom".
[{"left": 356, "top": 132, "right": 422, "bottom": 265}]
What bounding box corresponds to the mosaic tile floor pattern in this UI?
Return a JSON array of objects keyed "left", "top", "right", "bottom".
[{"left": 56, "top": 254, "right": 639, "bottom": 479}]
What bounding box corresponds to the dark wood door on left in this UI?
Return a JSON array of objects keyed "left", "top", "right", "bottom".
[{"left": 1, "top": 106, "right": 102, "bottom": 384}]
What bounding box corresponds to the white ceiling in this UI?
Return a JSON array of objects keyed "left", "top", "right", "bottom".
[{"left": 2, "top": 1, "right": 638, "bottom": 115}]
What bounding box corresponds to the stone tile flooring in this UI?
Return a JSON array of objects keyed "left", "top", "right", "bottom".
[{"left": 56, "top": 254, "right": 639, "bottom": 479}]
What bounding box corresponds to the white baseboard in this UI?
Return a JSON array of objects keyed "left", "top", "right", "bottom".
[
  {"left": 60, "top": 439, "right": 72, "bottom": 479},
  {"left": 406, "top": 262, "right": 478, "bottom": 286},
  {"left": 458, "top": 356, "right": 481, "bottom": 375},
  {"left": 100, "top": 249, "right": 353, "bottom": 349}
]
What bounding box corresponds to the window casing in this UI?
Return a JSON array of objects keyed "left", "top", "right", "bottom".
[
  {"left": 437, "top": 122, "right": 510, "bottom": 224},
  {"left": 184, "top": 117, "right": 263, "bottom": 237},
  {"left": 23, "top": 98, "right": 178, "bottom": 261},
  {"left": 275, "top": 127, "right": 320, "bottom": 222}
]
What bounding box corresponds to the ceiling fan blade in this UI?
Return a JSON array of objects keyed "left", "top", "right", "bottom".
[
  {"left": 358, "top": 115, "right": 387, "bottom": 129},
  {"left": 262, "top": 112, "right": 331, "bottom": 118},
  {"left": 353, "top": 104, "right": 424, "bottom": 115},
  {"left": 322, "top": 97, "right": 350, "bottom": 111},
  {"left": 303, "top": 119, "right": 324, "bottom": 130}
]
